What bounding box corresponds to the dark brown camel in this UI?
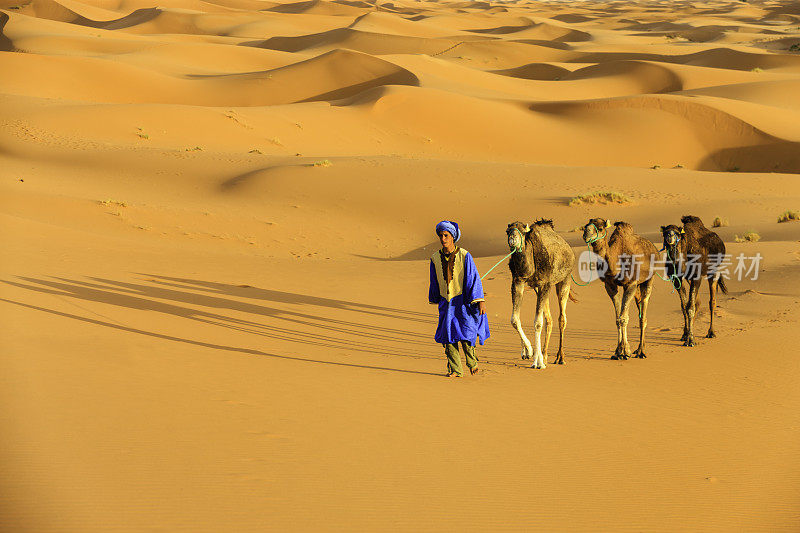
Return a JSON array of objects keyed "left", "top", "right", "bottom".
[
  {"left": 507, "top": 219, "right": 576, "bottom": 368},
  {"left": 583, "top": 218, "right": 658, "bottom": 360},
  {"left": 660, "top": 215, "right": 728, "bottom": 346}
]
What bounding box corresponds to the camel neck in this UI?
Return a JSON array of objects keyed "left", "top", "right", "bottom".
[
  {"left": 590, "top": 237, "right": 609, "bottom": 256},
  {"left": 512, "top": 241, "right": 535, "bottom": 274},
  {"left": 665, "top": 241, "right": 684, "bottom": 264}
]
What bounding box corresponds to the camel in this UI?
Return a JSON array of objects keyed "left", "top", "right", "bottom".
[
  {"left": 582, "top": 218, "right": 658, "bottom": 360},
  {"left": 506, "top": 219, "right": 576, "bottom": 369},
  {"left": 660, "top": 215, "right": 728, "bottom": 346}
]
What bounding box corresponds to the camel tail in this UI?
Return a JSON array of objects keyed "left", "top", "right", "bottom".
[
  {"left": 718, "top": 277, "right": 728, "bottom": 295},
  {"left": 569, "top": 290, "right": 579, "bottom": 304}
]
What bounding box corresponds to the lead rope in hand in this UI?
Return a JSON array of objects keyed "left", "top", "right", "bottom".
[{"left": 480, "top": 228, "right": 523, "bottom": 281}]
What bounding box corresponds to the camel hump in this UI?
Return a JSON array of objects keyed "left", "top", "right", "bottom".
[
  {"left": 612, "top": 221, "right": 634, "bottom": 233},
  {"left": 532, "top": 218, "right": 554, "bottom": 229},
  {"left": 642, "top": 237, "right": 659, "bottom": 255},
  {"left": 681, "top": 215, "right": 703, "bottom": 226}
]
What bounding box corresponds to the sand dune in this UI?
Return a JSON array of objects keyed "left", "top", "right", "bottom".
[
  {"left": 2, "top": 0, "right": 800, "bottom": 531},
  {"left": 491, "top": 61, "right": 572, "bottom": 80},
  {"left": 561, "top": 59, "right": 682, "bottom": 92},
  {"left": 260, "top": 47, "right": 419, "bottom": 103},
  {"left": 572, "top": 47, "right": 800, "bottom": 71},
  {"left": 0, "top": 46, "right": 418, "bottom": 104},
  {"left": 681, "top": 78, "right": 800, "bottom": 111},
  {"left": 465, "top": 18, "right": 592, "bottom": 42},
  {"left": 265, "top": 0, "right": 366, "bottom": 15},
  {"left": 0, "top": 11, "right": 12, "bottom": 50},
  {"left": 346, "top": 10, "right": 459, "bottom": 38},
  {"left": 244, "top": 27, "right": 467, "bottom": 54},
  {"left": 3, "top": 13, "right": 297, "bottom": 72}
]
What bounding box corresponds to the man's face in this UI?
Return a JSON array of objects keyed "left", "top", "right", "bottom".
[{"left": 439, "top": 230, "right": 454, "bottom": 251}]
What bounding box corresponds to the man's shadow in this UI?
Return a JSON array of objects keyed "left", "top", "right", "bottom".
[
  {"left": 0, "top": 296, "right": 442, "bottom": 377},
  {"left": 2, "top": 275, "right": 448, "bottom": 376}
]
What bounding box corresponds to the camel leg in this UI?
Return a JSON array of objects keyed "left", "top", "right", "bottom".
[
  {"left": 511, "top": 280, "right": 533, "bottom": 359},
  {"left": 634, "top": 279, "right": 653, "bottom": 358},
  {"left": 694, "top": 283, "right": 702, "bottom": 315},
  {"left": 618, "top": 284, "right": 637, "bottom": 359},
  {"left": 684, "top": 279, "right": 701, "bottom": 347},
  {"left": 554, "top": 280, "right": 570, "bottom": 365},
  {"left": 633, "top": 287, "right": 642, "bottom": 352},
  {"left": 531, "top": 284, "right": 551, "bottom": 369},
  {"left": 707, "top": 276, "right": 718, "bottom": 338},
  {"left": 634, "top": 288, "right": 642, "bottom": 323},
  {"left": 542, "top": 296, "right": 552, "bottom": 364},
  {"left": 605, "top": 282, "right": 624, "bottom": 358},
  {"left": 677, "top": 280, "right": 690, "bottom": 342}
]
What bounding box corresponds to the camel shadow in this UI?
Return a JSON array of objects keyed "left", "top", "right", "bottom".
[
  {"left": 2, "top": 275, "right": 441, "bottom": 366},
  {"left": 3, "top": 274, "right": 685, "bottom": 372},
  {"left": 139, "top": 274, "right": 429, "bottom": 319},
  {"left": 0, "top": 297, "right": 441, "bottom": 377}
]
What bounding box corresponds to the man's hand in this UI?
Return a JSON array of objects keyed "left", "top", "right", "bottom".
[{"left": 478, "top": 301, "right": 486, "bottom": 315}]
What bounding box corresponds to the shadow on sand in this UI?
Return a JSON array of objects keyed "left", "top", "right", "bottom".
[
  {"left": 3, "top": 274, "right": 681, "bottom": 372},
  {"left": 2, "top": 275, "right": 449, "bottom": 376}
]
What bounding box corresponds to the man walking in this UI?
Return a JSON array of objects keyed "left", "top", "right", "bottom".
[{"left": 428, "top": 220, "right": 490, "bottom": 377}]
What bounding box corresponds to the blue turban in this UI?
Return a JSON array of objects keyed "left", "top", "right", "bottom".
[{"left": 436, "top": 220, "right": 460, "bottom": 242}]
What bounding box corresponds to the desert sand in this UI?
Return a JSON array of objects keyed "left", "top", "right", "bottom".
[{"left": 2, "top": 0, "right": 800, "bottom": 530}]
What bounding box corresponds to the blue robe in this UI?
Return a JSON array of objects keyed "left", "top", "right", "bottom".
[{"left": 428, "top": 247, "right": 491, "bottom": 345}]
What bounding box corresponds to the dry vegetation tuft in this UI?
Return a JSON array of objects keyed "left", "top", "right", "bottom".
[
  {"left": 99, "top": 199, "right": 127, "bottom": 207},
  {"left": 568, "top": 191, "right": 630, "bottom": 207},
  {"left": 735, "top": 231, "right": 760, "bottom": 242}
]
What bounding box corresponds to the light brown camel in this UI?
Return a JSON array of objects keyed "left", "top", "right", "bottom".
[
  {"left": 507, "top": 219, "right": 576, "bottom": 368},
  {"left": 660, "top": 215, "right": 728, "bottom": 346},
  {"left": 582, "top": 218, "right": 658, "bottom": 360}
]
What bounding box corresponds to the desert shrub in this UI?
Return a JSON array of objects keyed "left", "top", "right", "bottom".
[
  {"left": 99, "top": 199, "right": 127, "bottom": 207},
  {"left": 735, "top": 231, "right": 760, "bottom": 242},
  {"left": 712, "top": 216, "right": 728, "bottom": 227},
  {"left": 568, "top": 191, "right": 630, "bottom": 206}
]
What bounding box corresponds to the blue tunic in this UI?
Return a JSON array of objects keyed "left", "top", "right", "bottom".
[{"left": 428, "top": 248, "right": 491, "bottom": 345}]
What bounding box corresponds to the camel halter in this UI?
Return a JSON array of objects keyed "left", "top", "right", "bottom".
[
  {"left": 570, "top": 224, "right": 606, "bottom": 287},
  {"left": 584, "top": 223, "right": 606, "bottom": 244},
  {"left": 658, "top": 233, "right": 680, "bottom": 252},
  {"left": 657, "top": 234, "right": 683, "bottom": 291},
  {"left": 480, "top": 227, "right": 525, "bottom": 281}
]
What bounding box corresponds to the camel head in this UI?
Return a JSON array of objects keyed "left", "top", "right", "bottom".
[
  {"left": 660, "top": 224, "right": 684, "bottom": 252},
  {"left": 583, "top": 218, "right": 611, "bottom": 244},
  {"left": 506, "top": 221, "right": 529, "bottom": 252}
]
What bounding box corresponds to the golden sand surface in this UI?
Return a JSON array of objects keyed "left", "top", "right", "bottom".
[{"left": 1, "top": 0, "right": 799, "bottom": 530}]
